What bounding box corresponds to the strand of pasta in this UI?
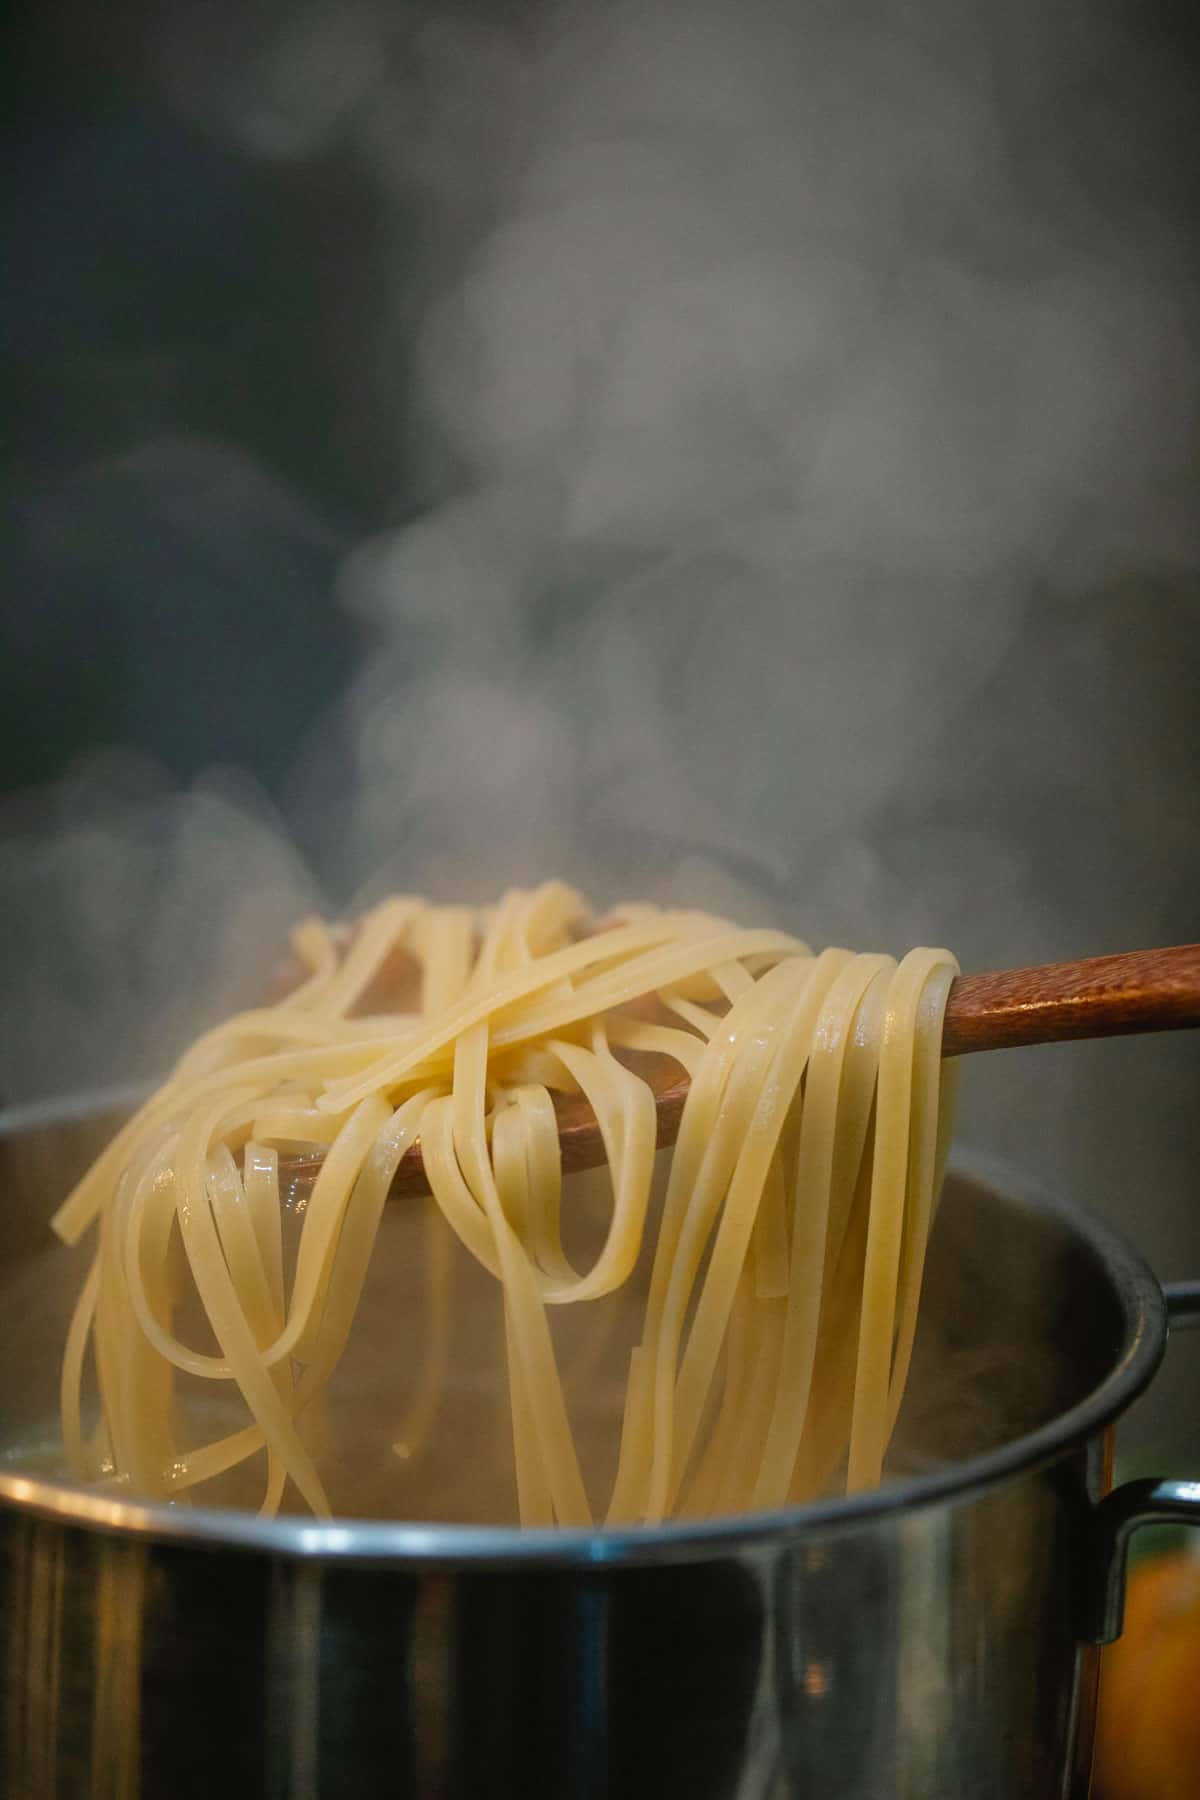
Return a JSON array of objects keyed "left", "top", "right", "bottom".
[
  {"left": 846, "top": 948, "right": 959, "bottom": 1491},
  {"left": 160, "top": 1089, "right": 435, "bottom": 1498},
  {"left": 751, "top": 953, "right": 893, "bottom": 1508},
  {"left": 613, "top": 957, "right": 818, "bottom": 1520},
  {"left": 653, "top": 948, "right": 852, "bottom": 1519},
  {"left": 54, "top": 886, "right": 956, "bottom": 1527}
]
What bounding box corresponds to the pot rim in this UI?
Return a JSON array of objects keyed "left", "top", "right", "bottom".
[{"left": 0, "top": 1147, "right": 1168, "bottom": 1567}]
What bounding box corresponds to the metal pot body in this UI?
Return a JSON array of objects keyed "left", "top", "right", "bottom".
[
  {"left": 1, "top": 1452, "right": 1103, "bottom": 1800},
  {"left": 0, "top": 1137, "right": 1196, "bottom": 1800}
]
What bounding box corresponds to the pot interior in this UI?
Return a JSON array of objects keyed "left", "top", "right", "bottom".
[{"left": 0, "top": 1103, "right": 1136, "bottom": 1524}]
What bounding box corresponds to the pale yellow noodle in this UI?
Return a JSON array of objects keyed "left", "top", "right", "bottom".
[
  {"left": 847, "top": 949, "right": 957, "bottom": 1491},
  {"left": 60, "top": 1256, "right": 100, "bottom": 1480},
  {"left": 657, "top": 948, "right": 851, "bottom": 1518},
  {"left": 52, "top": 885, "right": 957, "bottom": 1528},
  {"left": 752, "top": 953, "right": 891, "bottom": 1508}
]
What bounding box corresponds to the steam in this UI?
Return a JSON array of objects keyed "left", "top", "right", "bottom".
[
  {"left": 0, "top": 754, "right": 319, "bottom": 1106},
  {"left": 295, "top": 0, "right": 1199, "bottom": 956}
]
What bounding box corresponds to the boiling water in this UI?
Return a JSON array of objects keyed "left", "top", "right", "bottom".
[
  {"left": 0, "top": 1159, "right": 1077, "bottom": 1524},
  {"left": 0, "top": 1165, "right": 655, "bottom": 1522}
]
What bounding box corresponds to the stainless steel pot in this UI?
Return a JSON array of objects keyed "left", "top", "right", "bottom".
[{"left": 0, "top": 1114, "right": 1197, "bottom": 1800}]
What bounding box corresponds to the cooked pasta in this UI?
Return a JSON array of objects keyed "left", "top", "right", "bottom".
[{"left": 51, "top": 883, "right": 958, "bottom": 1525}]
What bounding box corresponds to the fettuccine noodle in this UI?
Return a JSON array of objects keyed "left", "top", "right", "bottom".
[{"left": 52, "top": 883, "right": 958, "bottom": 1525}]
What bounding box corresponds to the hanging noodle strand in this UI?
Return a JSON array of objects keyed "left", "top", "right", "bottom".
[{"left": 52, "top": 884, "right": 957, "bottom": 1524}]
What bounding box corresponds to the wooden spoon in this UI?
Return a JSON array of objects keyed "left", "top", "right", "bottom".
[{"left": 283, "top": 943, "right": 1200, "bottom": 1202}]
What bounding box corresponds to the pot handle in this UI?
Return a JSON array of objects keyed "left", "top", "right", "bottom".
[{"left": 1083, "top": 1280, "right": 1200, "bottom": 1644}]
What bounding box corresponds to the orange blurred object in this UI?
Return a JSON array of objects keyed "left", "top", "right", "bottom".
[{"left": 1094, "top": 1551, "right": 1200, "bottom": 1800}]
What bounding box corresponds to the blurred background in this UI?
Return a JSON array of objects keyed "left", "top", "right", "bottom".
[{"left": 1, "top": 0, "right": 1197, "bottom": 1457}]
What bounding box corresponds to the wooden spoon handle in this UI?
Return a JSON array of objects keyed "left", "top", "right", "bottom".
[
  {"left": 941, "top": 944, "right": 1200, "bottom": 1057},
  {"left": 281, "top": 942, "right": 1200, "bottom": 1201}
]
